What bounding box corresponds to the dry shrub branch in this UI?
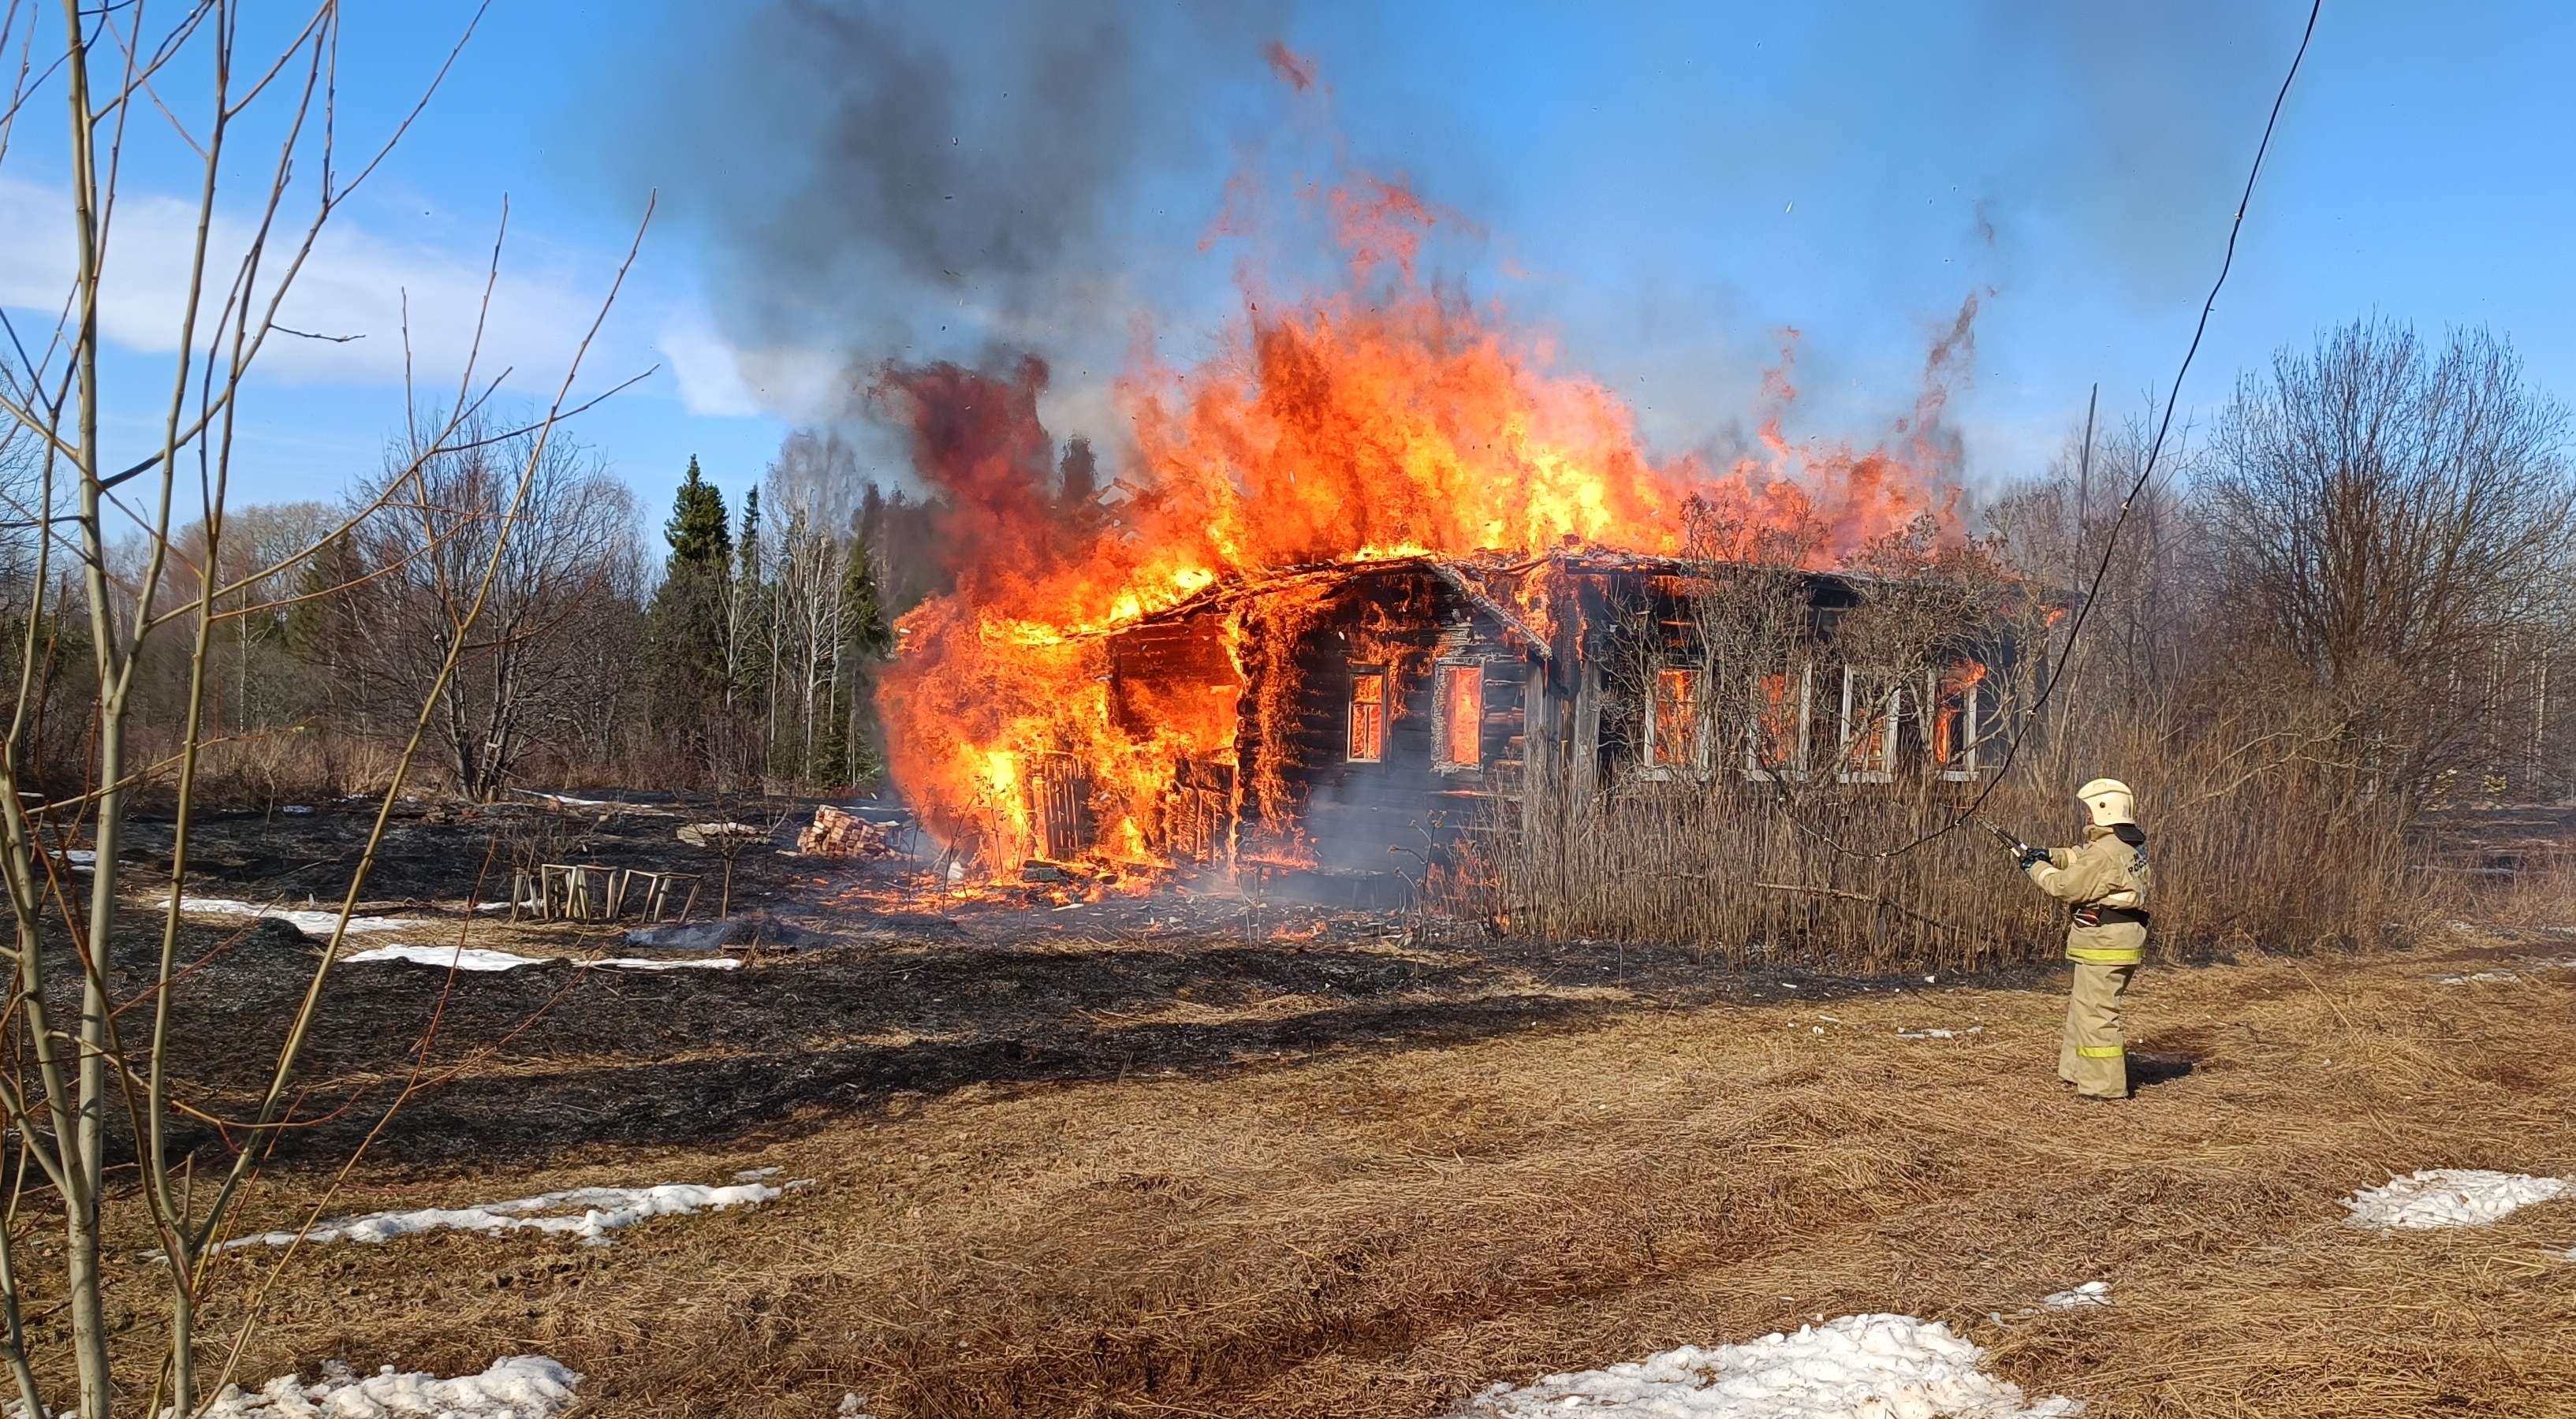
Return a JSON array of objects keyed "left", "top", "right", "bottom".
[{"left": 0, "top": 6, "right": 654, "bottom": 1414}]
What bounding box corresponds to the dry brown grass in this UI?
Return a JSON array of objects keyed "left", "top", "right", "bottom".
[
  {"left": 58, "top": 919, "right": 2573, "bottom": 1418},
  {"left": 94, "top": 722, "right": 742, "bottom": 814},
  {"left": 1495, "top": 759, "right": 2422, "bottom": 973},
  {"left": 2468, "top": 849, "right": 2576, "bottom": 935}
]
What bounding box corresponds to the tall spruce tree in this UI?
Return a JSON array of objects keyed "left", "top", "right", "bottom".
[
  {"left": 736, "top": 489, "right": 762, "bottom": 583},
  {"left": 665, "top": 455, "right": 732, "bottom": 569},
  {"left": 723, "top": 488, "right": 767, "bottom": 710},
  {"left": 647, "top": 457, "right": 733, "bottom": 763},
  {"left": 841, "top": 536, "right": 893, "bottom": 662},
  {"left": 836, "top": 538, "right": 894, "bottom": 782}
]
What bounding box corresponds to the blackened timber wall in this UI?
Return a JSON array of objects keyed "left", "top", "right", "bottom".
[
  {"left": 1232, "top": 566, "right": 1534, "bottom": 876},
  {"left": 1100, "top": 554, "right": 2003, "bottom": 883}
]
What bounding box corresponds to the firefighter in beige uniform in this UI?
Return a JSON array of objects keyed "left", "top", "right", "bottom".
[{"left": 2014, "top": 777, "right": 2151, "bottom": 1101}]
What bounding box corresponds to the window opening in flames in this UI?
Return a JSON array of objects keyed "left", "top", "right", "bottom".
[
  {"left": 1930, "top": 661, "right": 1986, "bottom": 779},
  {"left": 1347, "top": 668, "right": 1385, "bottom": 763},
  {"left": 1435, "top": 661, "right": 1485, "bottom": 771},
  {"left": 1839, "top": 665, "right": 1897, "bottom": 783},
  {"left": 1649, "top": 665, "right": 1702, "bottom": 770},
  {"left": 1746, "top": 664, "right": 1811, "bottom": 780}
]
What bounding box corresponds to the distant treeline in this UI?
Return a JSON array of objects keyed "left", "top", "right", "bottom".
[{"left": 0, "top": 422, "right": 952, "bottom": 806}]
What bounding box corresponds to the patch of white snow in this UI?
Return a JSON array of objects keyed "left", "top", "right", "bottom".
[
  {"left": 196, "top": 1355, "right": 579, "bottom": 1418},
  {"left": 2041, "top": 1281, "right": 2111, "bottom": 1310},
  {"left": 2436, "top": 970, "right": 2522, "bottom": 985},
  {"left": 341, "top": 946, "right": 741, "bottom": 974},
  {"left": 513, "top": 790, "right": 669, "bottom": 815},
  {"left": 228, "top": 1180, "right": 803, "bottom": 1250},
  {"left": 1458, "top": 1313, "right": 2079, "bottom": 1418},
  {"left": 344, "top": 944, "right": 547, "bottom": 972},
  {"left": 589, "top": 955, "right": 743, "bottom": 972},
  {"left": 2341, "top": 1170, "right": 2570, "bottom": 1229},
  {"left": 1896, "top": 1026, "right": 1984, "bottom": 1041},
  {"left": 165, "top": 896, "right": 417, "bottom": 937}
]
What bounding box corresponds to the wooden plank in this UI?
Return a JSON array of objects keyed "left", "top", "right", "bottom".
[{"left": 1571, "top": 657, "right": 1601, "bottom": 801}]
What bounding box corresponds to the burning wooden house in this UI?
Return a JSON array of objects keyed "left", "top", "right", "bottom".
[
  {"left": 1016, "top": 549, "right": 2005, "bottom": 890},
  {"left": 863, "top": 190, "right": 2006, "bottom": 886}
]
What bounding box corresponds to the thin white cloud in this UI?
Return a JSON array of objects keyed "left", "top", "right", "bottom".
[
  {"left": 0, "top": 176, "right": 605, "bottom": 395},
  {"left": 656, "top": 301, "right": 765, "bottom": 418}
]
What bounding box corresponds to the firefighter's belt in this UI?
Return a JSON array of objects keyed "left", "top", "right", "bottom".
[
  {"left": 2067, "top": 945, "right": 2144, "bottom": 965},
  {"left": 2070, "top": 905, "right": 2149, "bottom": 929}
]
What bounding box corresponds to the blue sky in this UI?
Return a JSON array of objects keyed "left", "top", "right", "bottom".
[{"left": 9, "top": 1, "right": 2573, "bottom": 527}]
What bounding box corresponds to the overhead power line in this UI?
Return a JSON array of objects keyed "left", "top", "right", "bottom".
[{"left": 1833, "top": 0, "right": 2326, "bottom": 861}]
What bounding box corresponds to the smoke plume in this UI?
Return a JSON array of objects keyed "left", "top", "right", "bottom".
[{"left": 624, "top": 0, "right": 1288, "bottom": 415}]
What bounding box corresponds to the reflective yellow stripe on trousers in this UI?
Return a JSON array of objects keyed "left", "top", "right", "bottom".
[
  {"left": 2067, "top": 947, "right": 2142, "bottom": 964},
  {"left": 2075, "top": 1045, "right": 2125, "bottom": 1059}
]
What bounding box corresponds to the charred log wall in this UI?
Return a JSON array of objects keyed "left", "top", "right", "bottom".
[{"left": 1239, "top": 568, "right": 1535, "bottom": 878}]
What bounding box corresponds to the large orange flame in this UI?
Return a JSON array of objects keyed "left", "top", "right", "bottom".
[{"left": 871, "top": 168, "right": 1972, "bottom": 872}]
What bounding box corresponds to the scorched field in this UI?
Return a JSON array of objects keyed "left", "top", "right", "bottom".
[{"left": 33, "top": 797, "right": 2574, "bottom": 1418}]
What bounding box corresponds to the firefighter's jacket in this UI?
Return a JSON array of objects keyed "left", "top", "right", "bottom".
[{"left": 2026, "top": 823, "right": 2151, "bottom": 966}]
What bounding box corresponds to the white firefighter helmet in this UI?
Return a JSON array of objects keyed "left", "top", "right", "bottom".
[{"left": 2077, "top": 777, "right": 2136, "bottom": 827}]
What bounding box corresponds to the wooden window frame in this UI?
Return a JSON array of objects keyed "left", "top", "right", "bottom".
[
  {"left": 1640, "top": 664, "right": 1706, "bottom": 779},
  {"left": 1346, "top": 665, "right": 1386, "bottom": 764},
  {"left": 1743, "top": 662, "right": 1812, "bottom": 782},
  {"left": 1433, "top": 660, "right": 1486, "bottom": 773},
  {"left": 1928, "top": 663, "right": 1984, "bottom": 780},
  {"left": 1838, "top": 665, "right": 1897, "bottom": 784}
]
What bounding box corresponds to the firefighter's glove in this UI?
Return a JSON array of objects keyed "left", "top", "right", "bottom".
[{"left": 2015, "top": 844, "right": 2049, "bottom": 871}]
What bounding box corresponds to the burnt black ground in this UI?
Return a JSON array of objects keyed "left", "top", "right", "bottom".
[
  {"left": 155, "top": 914, "right": 2023, "bottom": 1173},
  {"left": 89, "top": 795, "right": 2552, "bottom": 1179},
  {"left": 72, "top": 798, "right": 2071, "bottom": 1179},
  {"left": 114, "top": 792, "right": 829, "bottom": 907}
]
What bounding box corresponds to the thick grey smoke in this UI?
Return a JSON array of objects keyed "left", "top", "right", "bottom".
[
  {"left": 620, "top": 0, "right": 1287, "bottom": 412},
  {"left": 603, "top": 0, "right": 2316, "bottom": 490},
  {"left": 728, "top": 3, "right": 1133, "bottom": 318}
]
